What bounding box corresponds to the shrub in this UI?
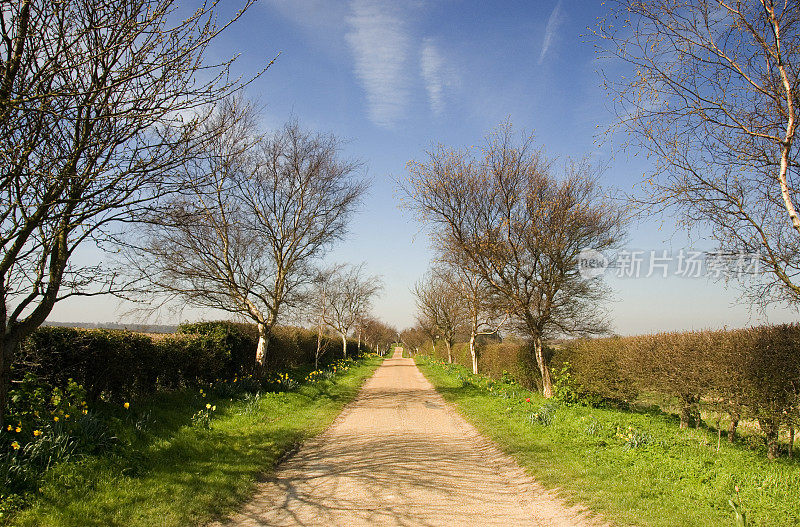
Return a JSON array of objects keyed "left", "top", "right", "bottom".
[
  {"left": 177, "top": 321, "right": 257, "bottom": 378},
  {"left": 17, "top": 327, "right": 155, "bottom": 401},
  {"left": 552, "top": 337, "right": 638, "bottom": 405},
  {"left": 478, "top": 340, "right": 541, "bottom": 389}
]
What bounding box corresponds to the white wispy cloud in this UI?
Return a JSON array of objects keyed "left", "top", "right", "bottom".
[
  {"left": 345, "top": 0, "right": 410, "bottom": 127},
  {"left": 538, "top": 0, "right": 565, "bottom": 65},
  {"left": 420, "top": 38, "right": 455, "bottom": 115},
  {"left": 264, "top": 0, "right": 346, "bottom": 32}
]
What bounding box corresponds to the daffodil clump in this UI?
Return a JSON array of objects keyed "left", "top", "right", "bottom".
[
  {"left": 190, "top": 403, "right": 217, "bottom": 430},
  {"left": 1, "top": 373, "right": 120, "bottom": 513},
  {"left": 197, "top": 373, "right": 261, "bottom": 399},
  {"left": 2, "top": 374, "right": 90, "bottom": 455},
  {"left": 263, "top": 372, "right": 298, "bottom": 391},
  {"left": 304, "top": 358, "right": 353, "bottom": 384},
  {"left": 304, "top": 369, "right": 327, "bottom": 383},
  {"left": 615, "top": 425, "right": 653, "bottom": 449}
]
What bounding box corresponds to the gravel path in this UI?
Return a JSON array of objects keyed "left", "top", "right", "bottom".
[{"left": 215, "top": 350, "right": 609, "bottom": 526}]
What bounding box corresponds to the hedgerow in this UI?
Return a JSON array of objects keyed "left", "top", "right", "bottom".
[
  {"left": 1, "top": 321, "right": 365, "bottom": 518},
  {"left": 555, "top": 325, "right": 800, "bottom": 459},
  {"left": 416, "top": 324, "right": 800, "bottom": 459},
  {"left": 14, "top": 322, "right": 360, "bottom": 403}
]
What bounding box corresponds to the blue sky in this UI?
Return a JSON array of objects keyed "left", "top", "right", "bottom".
[{"left": 47, "top": 0, "right": 797, "bottom": 334}]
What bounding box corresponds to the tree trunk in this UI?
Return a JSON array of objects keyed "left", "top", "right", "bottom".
[
  {"left": 0, "top": 339, "right": 13, "bottom": 431},
  {"left": 341, "top": 333, "right": 347, "bottom": 359},
  {"left": 255, "top": 322, "right": 269, "bottom": 368},
  {"left": 533, "top": 336, "right": 553, "bottom": 398},
  {"left": 728, "top": 409, "right": 740, "bottom": 442},
  {"left": 445, "top": 340, "right": 452, "bottom": 364},
  {"left": 759, "top": 417, "right": 782, "bottom": 459},
  {"left": 679, "top": 394, "right": 700, "bottom": 429},
  {"left": 789, "top": 425, "right": 795, "bottom": 459},
  {"left": 469, "top": 331, "right": 478, "bottom": 375},
  {"left": 315, "top": 317, "right": 323, "bottom": 370},
  {"left": 431, "top": 339, "right": 436, "bottom": 357},
  {"left": 357, "top": 327, "right": 361, "bottom": 354}
]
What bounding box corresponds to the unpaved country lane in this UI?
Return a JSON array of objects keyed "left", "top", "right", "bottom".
[{"left": 216, "top": 350, "right": 609, "bottom": 526}]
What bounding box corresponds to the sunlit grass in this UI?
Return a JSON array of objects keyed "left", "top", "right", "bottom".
[
  {"left": 7, "top": 355, "right": 381, "bottom": 527},
  {"left": 416, "top": 356, "right": 800, "bottom": 527}
]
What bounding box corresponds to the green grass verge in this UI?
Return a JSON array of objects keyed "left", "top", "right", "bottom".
[
  {"left": 7, "top": 355, "right": 382, "bottom": 527},
  {"left": 416, "top": 356, "right": 800, "bottom": 527}
]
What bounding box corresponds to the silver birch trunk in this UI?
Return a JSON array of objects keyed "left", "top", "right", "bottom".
[
  {"left": 315, "top": 316, "right": 323, "bottom": 370},
  {"left": 469, "top": 331, "right": 478, "bottom": 375},
  {"left": 256, "top": 322, "right": 269, "bottom": 367}
]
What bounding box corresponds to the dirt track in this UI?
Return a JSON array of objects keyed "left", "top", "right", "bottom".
[{"left": 216, "top": 350, "right": 608, "bottom": 526}]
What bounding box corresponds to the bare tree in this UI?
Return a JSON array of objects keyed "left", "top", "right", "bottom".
[
  {"left": 416, "top": 314, "right": 439, "bottom": 357},
  {"left": 362, "top": 317, "right": 397, "bottom": 356},
  {"left": 411, "top": 269, "right": 467, "bottom": 364},
  {"left": 134, "top": 103, "right": 366, "bottom": 368},
  {"left": 309, "top": 265, "right": 340, "bottom": 369},
  {"left": 404, "top": 124, "right": 625, "bottom": 397},
  {"left": 598, "top": 0, "right": 800, "bottom": 305},
  {"left": 0, "top": 0, "right": 264, "bottom": 426},
  {"left": 320, "top": 263, "right": 384, "bottom": 359},
  {"left": 399, "top": 325, "right": 429, "bottom": 356},
  {"left": 448, "top": 263, "right": 508, "bottom": 374},
  {"left": 356, "top": 312, "right": 371, "bottom": 354}
]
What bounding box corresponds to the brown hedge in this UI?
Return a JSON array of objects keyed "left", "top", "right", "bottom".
[
  {"left": 419, "top": 324, "right": 800, "bottom": 458},
  {"left": 555, "top": 325, "right": 800, "bottom": 458}
]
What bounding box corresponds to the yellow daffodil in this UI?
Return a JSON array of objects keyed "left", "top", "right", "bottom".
[
  {"left": 11, "top": 441, "right": 19, "bottom": 450},
  {"left": 33, "top": 430, "right": 42, "bottom": 437},
  {"left": 206, "top": 403, "right": 211, "bottom": 409},
  {"left": 123, "top": 402, "right": 130, "bottom": 409},
  {"left": 53, "top": 416, "right": 59, "bottom": 422}
]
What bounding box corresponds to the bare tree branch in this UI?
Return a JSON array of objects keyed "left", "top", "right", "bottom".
[
  {"left": 597, "top": 0, "right": 800, "bottom": 305},
  {"left": 317, "top": 263, "right": 383, "bottom": 359}
]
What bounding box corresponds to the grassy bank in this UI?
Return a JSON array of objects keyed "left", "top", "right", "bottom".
[
  {"left": 6, "top": 355, "right": 382, "bottom": 527},
  {"left": 416, "top": 356, "right": 799, "bottom": 527}
]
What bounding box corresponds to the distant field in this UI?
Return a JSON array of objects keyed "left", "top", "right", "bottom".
[{"left": 42, "top": 321, "right": 178, "bottom": 333}]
